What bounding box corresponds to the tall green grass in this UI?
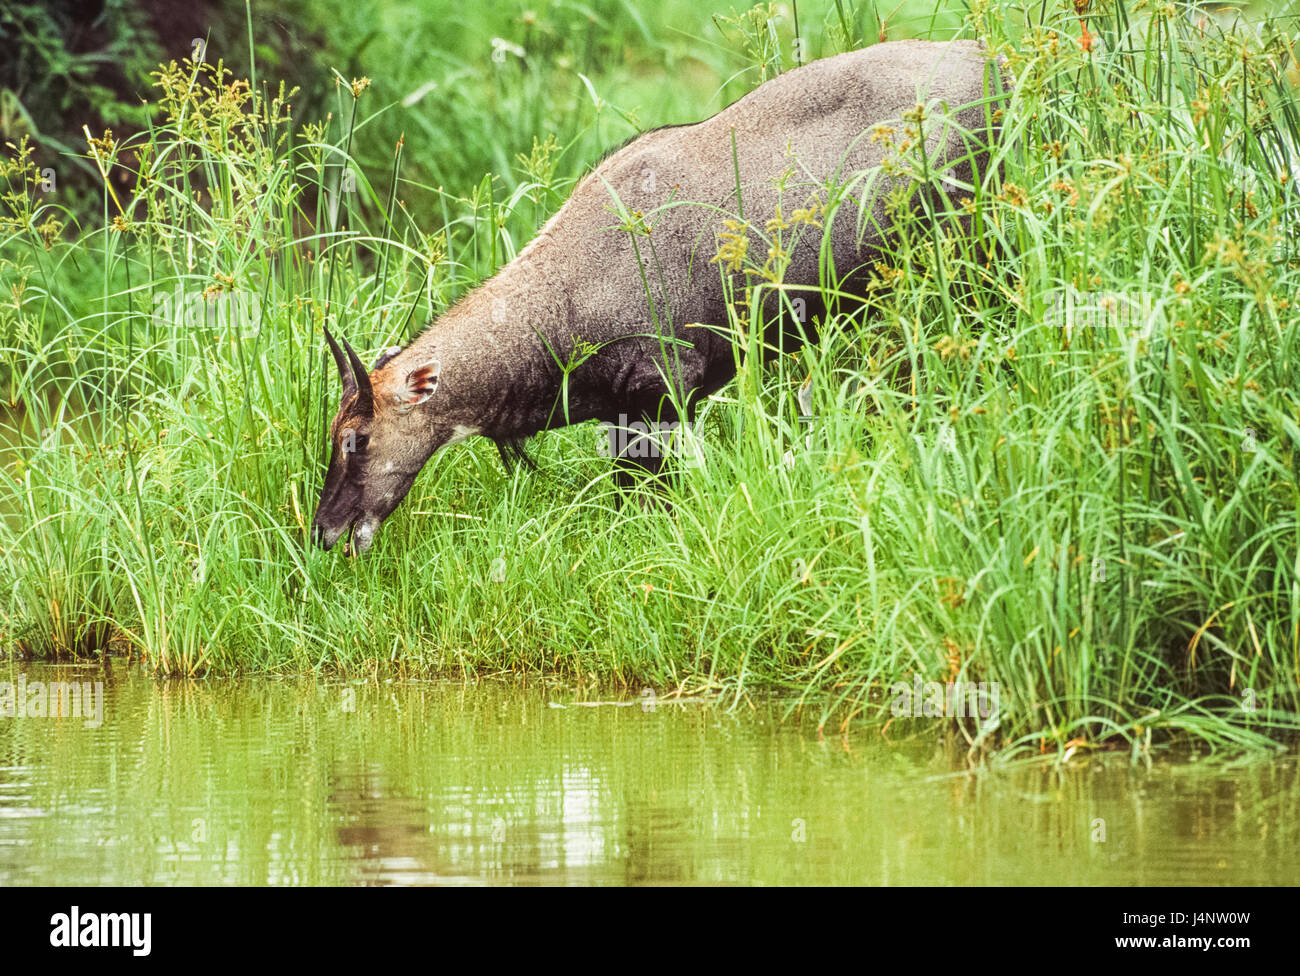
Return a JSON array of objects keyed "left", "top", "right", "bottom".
[{"left": 1, "top": 0, "right": 1299, "bottom": 758}]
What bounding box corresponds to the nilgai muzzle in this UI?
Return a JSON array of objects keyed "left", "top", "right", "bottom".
[{"left": 313, "top": 39, "right": 1008, "bottom": 554}]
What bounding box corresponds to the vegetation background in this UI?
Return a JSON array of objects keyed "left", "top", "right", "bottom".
[{"left": 1, "top": 0, "right": 1298, "bottom": 759}]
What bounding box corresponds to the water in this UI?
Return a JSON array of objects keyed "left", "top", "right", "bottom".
[{"left": 0, "top": 663, "right": 1296, "bottom": 885}]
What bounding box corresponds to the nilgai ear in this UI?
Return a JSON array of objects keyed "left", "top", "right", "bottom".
[
  {"left": 395, "top": 360, "right": 440, "bottom": 412},
  {"left": 373, "top": 346, "right": 403, "bottom": 370}
]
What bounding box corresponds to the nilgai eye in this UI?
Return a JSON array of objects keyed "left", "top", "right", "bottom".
[{"left": 338, "top": 430, "right": 369, "bottom": 458}]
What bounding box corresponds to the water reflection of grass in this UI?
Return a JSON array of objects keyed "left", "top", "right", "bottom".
[
  {"left": 1, "top": 1, "right": 1299, "bottom": 758},
  {"left": 1, "top": 667, "right": 1297, "bottom": 885}
]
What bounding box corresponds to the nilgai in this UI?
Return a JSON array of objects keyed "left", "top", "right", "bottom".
[{"left": 313, "top": 39, "right": 1008, "bottom": 553}]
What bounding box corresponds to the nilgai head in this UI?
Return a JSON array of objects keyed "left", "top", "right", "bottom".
[{"left": 311, "top": 328, "right": 444, "bottom": 555}]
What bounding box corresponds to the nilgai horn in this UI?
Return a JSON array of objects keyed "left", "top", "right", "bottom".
[{"left": 313, "top": 39, "right": 1008, "bottom": 553}]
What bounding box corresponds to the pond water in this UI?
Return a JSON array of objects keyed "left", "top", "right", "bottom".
[{"left": 0, "top": 663, "right": 1296, "bottom": 885}]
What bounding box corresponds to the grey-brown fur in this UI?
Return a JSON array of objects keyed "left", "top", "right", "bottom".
[{"left": 313, "top": 39, "right": 1007, "bottom": 553}]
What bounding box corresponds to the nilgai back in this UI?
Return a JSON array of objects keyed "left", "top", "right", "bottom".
[{"left": 314, "top": 39, "right": 1008, "bottom": 553}]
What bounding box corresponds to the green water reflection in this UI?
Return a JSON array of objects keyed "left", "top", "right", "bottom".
[{"left": 0, "top": 663, "right": 1296, "bottom": 885}]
